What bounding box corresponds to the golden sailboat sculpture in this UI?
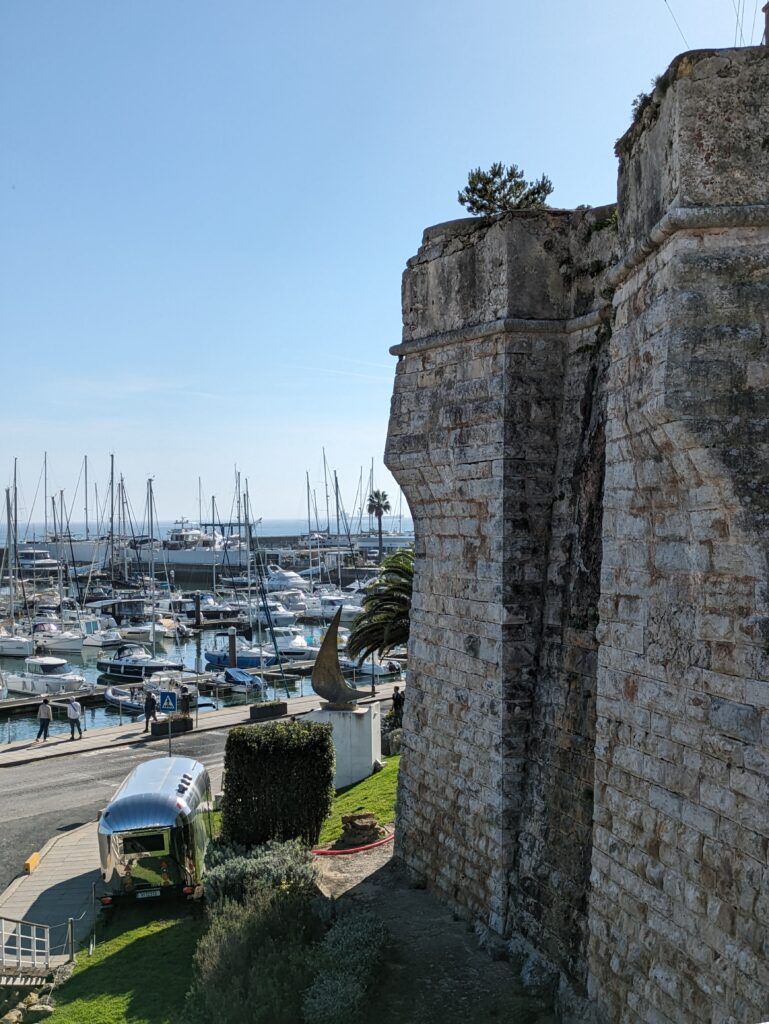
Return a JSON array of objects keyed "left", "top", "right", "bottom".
[{"left": 311, "top": 608, "right": 361, "bottom": 709}]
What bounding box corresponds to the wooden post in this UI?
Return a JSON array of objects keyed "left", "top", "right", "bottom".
[{"left": 228, "top": 626, "right": 237, "bottom": 668}]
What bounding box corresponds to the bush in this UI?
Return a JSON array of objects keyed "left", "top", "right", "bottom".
[
  {"left": 204, "top": 838, "right": 318, "bottom": 905},
  {"left": 221, "top": 720, "right": 335, "bottom": 846},
  {"left": 187, "top": 887, "right": 325, "bottom": 1024},
  {"left": 302, "top": 906, "right": 389, "bottom": 1024}
]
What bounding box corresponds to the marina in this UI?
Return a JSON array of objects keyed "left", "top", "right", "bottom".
[{"left": 0, "top": 624, "right": 404, "bottom": 744}]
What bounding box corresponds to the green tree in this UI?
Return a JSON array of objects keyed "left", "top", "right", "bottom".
[
  {"left": 347, "top": 547, "right": 413, "bottom": 661},
  {"left": 366, "top": 489, "right": 391, "bottom": 563},
  {"left": 458, "top": 161, "right": 553, "bottom": 216}
]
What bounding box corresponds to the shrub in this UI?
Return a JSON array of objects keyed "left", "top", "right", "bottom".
[
  {"left": 221, "top": 720, "right": 335, "bottom": 846},
  {"left": 187, "top": 887, "right": 325, "bottom": 1024},
  {"left": 204, "top": 838, "right": 318, "bottom": 905},
  {"left": 302, "top": 906, "right": 388, "bottom": 1024}
]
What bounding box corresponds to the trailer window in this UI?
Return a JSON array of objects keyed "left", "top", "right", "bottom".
[{"left": 122, "top": 831, "right": 168, "bottom": 856}]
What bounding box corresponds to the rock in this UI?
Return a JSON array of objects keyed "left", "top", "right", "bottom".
[
  {"left": 1, "top": 1010, "right": 24, "bottom": 1023},
  {"left": 22, "top": 1007, "right": 54, "bottom": 1021}
]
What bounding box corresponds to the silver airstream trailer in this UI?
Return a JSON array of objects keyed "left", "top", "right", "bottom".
[{"left": 98, "top": 756, "right": 213, "bottom": 902}]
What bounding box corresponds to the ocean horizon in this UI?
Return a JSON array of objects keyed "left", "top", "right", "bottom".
[{"left": 1, "top": 516, "right": 415, "bottom": 545}]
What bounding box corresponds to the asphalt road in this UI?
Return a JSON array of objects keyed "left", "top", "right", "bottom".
[{"left": 0, "top": 729, "right": 229, "bottom": 893}]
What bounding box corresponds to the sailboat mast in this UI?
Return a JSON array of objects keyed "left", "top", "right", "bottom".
[
  {"left": 211, "top": 495, "right": 216, "bottom": 593},
  {"left": 109, "top": 454, "right": 115, "bottom": 577},
  {"left": 44, "top": 452, "right": 48, "bottom": 539},
  {"left": 84, "top": 455, "right": 89, "bottom": 539},
  {"left": 323, "top": 449, "right": 330, "bottom": 534},
  {"left": 6, "top": 489, "right": 14, "bottom": 633},
  {"left": 148, "top": 479, "right": 156, "bottom": 656}
]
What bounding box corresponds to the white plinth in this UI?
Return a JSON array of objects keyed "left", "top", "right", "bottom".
[{"left": 308, "top": 702, "right": 381, "bottom": 789}]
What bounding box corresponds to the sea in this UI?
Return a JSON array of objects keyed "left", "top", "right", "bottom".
[{"left": 0, "top": 518, "right": 414, "bottom": 545}]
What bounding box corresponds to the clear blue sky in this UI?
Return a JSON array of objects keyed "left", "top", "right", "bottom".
[{"left": 0, "top": 0, "right": 756, "bottom": 522}]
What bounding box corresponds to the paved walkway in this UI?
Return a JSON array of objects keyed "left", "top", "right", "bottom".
[{"left": 0, "top": 684, "right": 396, "bottom": 769}]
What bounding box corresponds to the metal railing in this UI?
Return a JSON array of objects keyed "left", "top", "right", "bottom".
[{"left": 0, "top": 916, "right": 50, "bottom": 971}]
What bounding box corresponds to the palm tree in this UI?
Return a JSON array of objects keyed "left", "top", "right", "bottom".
[
  {"left": 366, "top": 489, "right": 391, "bottom": 563},
  {"left": 347, "top": 547, "right": 413, "bottom": 662}
]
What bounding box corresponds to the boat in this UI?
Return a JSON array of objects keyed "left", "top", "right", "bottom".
[
  {"left": 338, "top": 653, "right": 404, "bottom": 679},
  {"left": 96, "top": 643, "right": 184, "bottom": 680},
  {"left": 82, "top": 627, "right": 123, "bottom": 648},
  {"left": 0, "top": 627, "right": 34, "bottom": 658},
  {"left": 304, "top": 592, "right": 364, "bottom": 624},
  {"left": 32, "top": 621, "right": 85, "bottom": 653},
  {"left": 265, "top": 565, "right": 311, "bottom": 593},
  {"left": 212, "top": 666, "right": 266, "bottom": 695},
  {"left": 3, "top": 655, "right": 88, "bottom": 695},
  {"left": 104, "top": 678, "right": 199, "bottom": 712},
  {"left": 16, "top": 549, "right": 60, "bottom": 574},
  {"left": 203, "top": 634, "right": 279, "bottom": 670}
]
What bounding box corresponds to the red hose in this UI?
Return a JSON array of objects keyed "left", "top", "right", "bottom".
[{"left": 312, "top": 834, "right": 394, "bottom": 856}]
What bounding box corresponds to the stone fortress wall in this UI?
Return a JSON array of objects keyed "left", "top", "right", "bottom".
[{"left": 385, "top": 47, "right": 769, "bottom": 1023}]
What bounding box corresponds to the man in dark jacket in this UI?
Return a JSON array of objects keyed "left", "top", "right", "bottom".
[{"left": 143, "top": 691, "right": 158, "bottom": 733}]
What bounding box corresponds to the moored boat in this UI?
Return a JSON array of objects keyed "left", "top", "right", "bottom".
[
  {"left": 96, "top": 643, "right": 184, "bottom": 680},
  {"left": 4, "top": 655, "right": 88, "bottom": 695}
]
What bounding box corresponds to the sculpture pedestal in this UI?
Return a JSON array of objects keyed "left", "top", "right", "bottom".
[{"left": 307, "top": 703, "right": 381, "bottom": 789}]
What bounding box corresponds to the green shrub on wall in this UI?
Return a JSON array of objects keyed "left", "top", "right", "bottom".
[{"left": 221, "top": 720, "right": 335, "bottom": 846}]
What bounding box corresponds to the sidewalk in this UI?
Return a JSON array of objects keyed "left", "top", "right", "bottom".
[{"left": 0, "top": 683, "right": 397, "bottom": 769}]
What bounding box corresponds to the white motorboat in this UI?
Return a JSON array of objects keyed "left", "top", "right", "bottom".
[
  {"left": 32, "top": 621, "right": 85, "bottom": 653},
  {"left": 338, "top": 653, "right": 403, "bottom": 679},
  {"left": 0, "top": 627, "right": 34, "bottom": 658},
  {"left": 265, "top": 565, "right": 310, "bottom": 593},
  {"left": 16, "top": 549, "right": 60, "bottom": 574},
  {"left": 304, "top": 592, "right": 363, "bottom": 624},
  {"left": 82, "top": 628, "right": 123, "bottom": 648},
  {"left": 4, "top": 655, "right": 88, "bottom": 695},
  {"left": 96, "top": 643, "right": 184, "bottom": 680}
]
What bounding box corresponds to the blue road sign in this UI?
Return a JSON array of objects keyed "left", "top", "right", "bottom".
[{"left": 159, "top": 691, "right": 177, "bottom": 713}]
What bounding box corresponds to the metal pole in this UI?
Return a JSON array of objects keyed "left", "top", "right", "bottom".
[
  {"left": 168, "top": 711, "right": 172, "bottom": 756},
  {"left": 67, "top": 917, "right": 75, "bottom": 962}
]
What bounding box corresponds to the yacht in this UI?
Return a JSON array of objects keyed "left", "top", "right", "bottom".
[
  {"left": 96, "top": 643, "right": 184, "bottom": 680},
  {"left": 4, "top": 655, "right": 88, "bottom": 695},
  {"left": 265, "top": 565, "right": 310, "bottom": 593},
  {"left": 0, "top": 627, "right": 34, "bottom": 658},
  {"left": 16, "top": 549, "right": 60, "bottom": 574}
]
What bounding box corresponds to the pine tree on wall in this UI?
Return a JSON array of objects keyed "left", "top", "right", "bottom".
[{"left": 458, "top": 162, "right": 553, "bottom": 216}]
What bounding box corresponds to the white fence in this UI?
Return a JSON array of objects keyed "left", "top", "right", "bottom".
[{"left": 0, "top": 916, "right": 50, "bottom": 972}]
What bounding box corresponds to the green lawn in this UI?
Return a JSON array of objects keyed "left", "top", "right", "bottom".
[
  {"left": 51, "top": 907, "right": 205, "bottom": 1024},
  {"left": 318, "top": 754, "right": 400, "bottom": 845}
]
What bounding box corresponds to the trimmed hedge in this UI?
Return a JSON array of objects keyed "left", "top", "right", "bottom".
[{"left": 221, "top": 720, "right": 335, "bottom": 847}]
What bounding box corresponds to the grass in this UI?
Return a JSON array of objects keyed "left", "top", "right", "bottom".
[
  {"left": 51, "top": 906, "right": 205, "bottom": 1024},
  {"left": 318, "top": 754, "right": 400, "bottom": 845}
]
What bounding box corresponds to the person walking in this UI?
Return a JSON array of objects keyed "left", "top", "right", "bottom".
[
  {"left": 392, "top": 685, "right": 405, "bottom": 728},
  {"left": 36, "top": 698, "right": 53, "bottom": 742},
  {"left": 143, "top": 690, "right": 158, "bottom": 733},
  {"left": 67, "top": 697, "right": 83, "bottom": 739}
]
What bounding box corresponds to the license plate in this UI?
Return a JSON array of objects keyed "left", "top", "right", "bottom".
[{"left": 136, "top": 888, "right": 161, "bottom": 899}]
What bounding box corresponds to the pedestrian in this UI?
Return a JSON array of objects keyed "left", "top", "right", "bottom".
[
  {"left": 67, "top": 697, "right": 83, "bottom": 740},
  {"left": 36, "top": 698, "right": 53, "bottom": 742},
  {"left": 143, "top": 690, "right": 158, "bottom": 733},
  {"left": 392, "top": 685, "right": 405, "bottom": 728}
]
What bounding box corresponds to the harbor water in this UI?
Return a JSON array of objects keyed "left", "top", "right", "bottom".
[{"left": 0, "top": 625, "right": 388, "bottom": 744}]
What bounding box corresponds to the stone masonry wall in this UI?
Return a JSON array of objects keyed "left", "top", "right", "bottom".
[{"left": 386, "top": 45, "right": 769, "bottom": 1024}]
